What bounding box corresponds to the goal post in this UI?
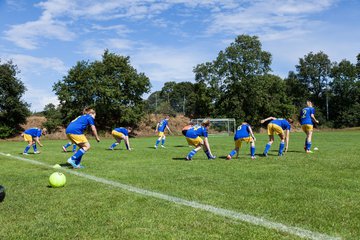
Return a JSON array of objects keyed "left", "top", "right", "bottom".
[{"left": 191, "top": 118, "right": 236, "bottom": 136}]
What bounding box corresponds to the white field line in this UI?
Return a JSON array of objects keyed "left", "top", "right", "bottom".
[{"left": 0, "top": 152, "right": 341, "bottom": 240}]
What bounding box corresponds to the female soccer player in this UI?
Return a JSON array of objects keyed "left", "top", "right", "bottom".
[
  {"left": 21, "top": 127, "right": 47, "bottom": 154},
  {"left": 300, "top": 100, "right": 319, "bottom": 153},
  {"left": 109, "top": 127, "right": 132, "bottom": 151},
  {"left": 184, "top": 119, "right": 216, "bottom": 160},
  {"left": 66, "top": 107, "right": 100, "bottom": 169},
  {"left": 226, "top": 122, "right": 256, "bottom": 160},
  {"left": 261, "top": 117, "right": 292, "bottom": 157},
  {"left": 154, "top": 115, "right": 172, "bottom": 149}
]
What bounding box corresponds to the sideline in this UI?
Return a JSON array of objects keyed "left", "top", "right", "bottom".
[{"left": 0, "top": 152, "right": 340, "bottom": 240}]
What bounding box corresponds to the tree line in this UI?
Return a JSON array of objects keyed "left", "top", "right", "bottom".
[{"left": 0, "top": 35, "right": 359, "bottom": 138}]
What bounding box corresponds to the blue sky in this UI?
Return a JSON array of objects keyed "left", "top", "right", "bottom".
[{"left": 1, "top": 0, "right": 359, "bottom": 111}]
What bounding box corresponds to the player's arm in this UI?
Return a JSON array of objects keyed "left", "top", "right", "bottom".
[
  {"left": 284, "top": 129, "right": 290, "bottom": 152},
  {"left": 248, "top": 126, "right": 256, "bottom": 141},
  {"left": 35, "top": 137, "right": 43, "bottom": 147},
  {"left": 125, "top": 136, "right": 131, "bottom": 150},
  {"left": 91, "top": 125, "right": 100, "bottom": 142},
  {"left": 203, "top": 137, "right": 213, "bottom": 155},
  {"left": 155, "top": 123, "right": 159, "bottom": 132},
  {"left": 311, "top": 114, "right": 319, "bottom": 124},
  {"left": 166, "top": 125, "right": 172, "bottom": 134},
  {"left": 260, "top": 117, "right": 275, "bottom": 124}
]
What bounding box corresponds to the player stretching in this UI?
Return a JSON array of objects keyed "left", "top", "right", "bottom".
[
  {"left": 109, "top": 127, "right": 132, "bottom": 151},
  {"left": 227, "top": 122, "right": 256, "bottom": 160},
  {"left": 261, "top": 117, "right": 292, "bottom": 157},
  {"left": 300, "top": 100, "right": 319, "bottom": 153},
  {"left": 21, "top": 127, "right": 47, "bottom": 154},
  {"left": 154, "top": 115, "right": 172, "bottom": 149},
  {"left": 185, "top": 119, "right": 216, "bottom": 160},
  {"left": 66, "top": 107, "right": 100, "bottom": 169}
]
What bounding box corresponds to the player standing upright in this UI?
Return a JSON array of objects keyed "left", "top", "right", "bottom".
[
  {"left": 261, "top": 117, "right": 292, "bottom": 157},
  {"left": 154, "top": 115, "right": 172, "bottom": 149},
  {"left": 300, "top": 100, "right": 319, "bottom": 153},
  {"left": 21, "top": 127, "right": 47, "bottom": 154},
  {"left": 109, "top": 127, "right": 132, "bottom": 151},
  {"left": 66, "top": 107, "right": 100, "bottom": 169},
  {"left": 227, "top": 122, "right": 256, "bottom": 160},
  {"left": 184, "top": 119, "right": 216, "bottom": 160}
]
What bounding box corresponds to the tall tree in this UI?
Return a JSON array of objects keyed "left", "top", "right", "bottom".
[
  {"left": 0, "top": 59, "right": 30, "bottom": 138},
  {"left": 193, "top": 35, "right": 292, "bottom": 126},
  {"left": 330, "top": 59, "right": 360, "bottom": 127},
  {"left": 296, "top": 51, "right": 332, "bottom": 120},
  {"left": 53, "top": 50, "right": 151, "bottom": 129}
]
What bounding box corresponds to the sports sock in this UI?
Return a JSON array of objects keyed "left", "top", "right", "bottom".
[
  {"left": 155, "top": 139, "right": 160, "bottom": 146},
  {"left": 125, "top": 143, "right": 129, "bottom": 150},
  {"left": 204, "top": 150, "right": 213, "bottom": 158},
  {"left": 306, "top": 141, "right": 312, "bottom": 151},
  {"left": 32, "top": 144, "right": 37, "bottom": 152},
  {"left": 71, "top": 148, "right": 86, "bottom": 164},
  {"left": 229, "top": 150, "right": 237, "bottom": 157},
  {"left": 187, "top": 150, "right": 197, "bottom": 159},
  {"left": 24, "top": 145, "right": 31, "bottom": 153},
  {"left": 279, "top": 142, "right": 285, "bottom": 155},
  {"left": 161, "top": 139, "right": 165, "bottom": 145},
  {"left": 110, "top": 142, "right": 119, "bottom": 149},
  {"left": 72, "top": 144, "right": 77, "bottom": 152},
  {"left": 64, "top": 142, "right": 71, "bottom": 148},
  {"left": 250, "top": 146, "right": 255, "bottom": 157},
  {"left": 264, "top": 143, "right": 271, "bottom": 154}
]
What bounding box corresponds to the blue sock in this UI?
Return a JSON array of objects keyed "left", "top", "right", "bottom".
[
  {"left": 250, "top": 146, "right": 255, "bottom": 157},
  {"left": 264, "top": 143, "right": 271, "bottom": 154},
  {"left": 71, "top": 148, "right": 86, "bottom": 164},
  {"left": 187, "top": 150, "right": 197, "bottom": 159},
  {"left": 229, "top": 150, "right": 237, "bottom": 157},
  {"left": 306, "top": 142, "right": 312, "bottom": 151},
  {"left": 64, "top": 142, "right": 71, "bottom": 148},
  {"left": 32, "top": 144, "right": 37, "bottom": 152},
  {"left": 24, "top": 145, "right": 31, "bottom": 153},
  {"left": 72, "top": 144, "right": 77, "bottom": 152},
  {"left": 279, "top": 142, "right": 285, "bottom": 155},
  {"left": 155, "top": 140, "right": 160, "bottom": 146},
  {"left": 205, "top": 150, "right": 213, "bottom": 158},
  {"left": 110, "top": 142, "right": 118, "bottom": 149},
  {"left": 75, "top": 155, "right": 83, "bottom": 165},
  {"left": 125, "top": 143, "right": 129, "bottom": 150},
  {"left": 161, "top": 139, "right": 165, "bottom": 145}
]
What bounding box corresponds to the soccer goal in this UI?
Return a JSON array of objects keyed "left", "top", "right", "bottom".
[{"left": 191, "top": 118, "right": 236, "bottom": 136}]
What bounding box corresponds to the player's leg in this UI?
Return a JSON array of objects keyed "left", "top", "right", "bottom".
[
  {"left": 161, "top": 135, "right": 166, "bottom": 148},
  {"left": 227, "top": 140, "right": 240, "bottom": 160},
  {"left": 67, "top": 134, "right": 89, "bottom": 168},
  {"left": 155, "top": 132, "right": 163, "bottom": 149},
  {"left": 278, "top": 133, "right": 285, "bottom": 156},
  {"left": 186, "top": 137, "right": 202, "bottom": 160},
  {"left": 306, "top": 130, "right": 313, "bottom": 153},
  {"left": 62, "top": 142, "right": 72, "bottom": 152},
  {"left": 250, "top": 140, "right": 256, "bottom": 159},
  {"left": 109, "top": 137, "right": 121, "bottom": 150},
  {"left": 23, "top": 134, "right": 32, "bottom": 154},
  {"left": 32, "top": 140, "right": 39, "bottom": 153},
  {"left": 263, "top": 135, "right": 274, "bottom": 156}
]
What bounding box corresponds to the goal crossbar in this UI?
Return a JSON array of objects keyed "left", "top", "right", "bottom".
[{"left": 191, "top": 118, "right": 236, "bottom": 136}]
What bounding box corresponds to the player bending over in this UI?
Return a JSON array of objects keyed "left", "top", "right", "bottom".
[
  {"left": 184, "top": 119, "right": 216, "bottom": 160},
  {"left": 21, "top": 127, "right": 47, "bottom": 155},
  {"left": 109, "top": 127, "right": 132, "bottom": 151},
  {"left": 261, "top": 117, "right": 292, "bottom": 157},
  {"left": 227, "top": 122, "right": 256, "bottom": 160}
]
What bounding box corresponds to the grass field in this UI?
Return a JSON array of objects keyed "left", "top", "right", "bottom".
[{"left": 0, "top": 130, "right": 359, "bottom": 239}]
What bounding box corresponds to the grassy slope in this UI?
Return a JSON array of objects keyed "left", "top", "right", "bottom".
[{"left": 0, "top": 130, "right": 359, "bottom": 239}]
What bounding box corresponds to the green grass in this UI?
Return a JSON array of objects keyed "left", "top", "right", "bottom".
[{"left": 0, "top": 130, "right": 360, "bottom": 239}]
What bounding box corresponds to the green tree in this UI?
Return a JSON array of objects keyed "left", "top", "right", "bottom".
[
  {"left": 193, "top": 35, "right": 292, "bottom": 126},
  {"left": 0, "top": 59, "right": 30, "bottom": 138},
  {"left": 53, "top": 50, "right": 151, "bottom": 129},
  {"left": 296, "top": 51, "right": 332, "bottom": 120},
  {"left": 330, "top": 59, "right": 360, "bottom": 127},
  {"left": 42, "top": 103, "right": 62, "bottom": 133},
  {"left": 284, "top": 71, "right": 310, "bottom": 107}
]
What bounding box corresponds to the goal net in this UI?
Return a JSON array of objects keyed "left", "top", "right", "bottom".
[{"left": 191, "top": 118, "right": 236, "bottom": 136}]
